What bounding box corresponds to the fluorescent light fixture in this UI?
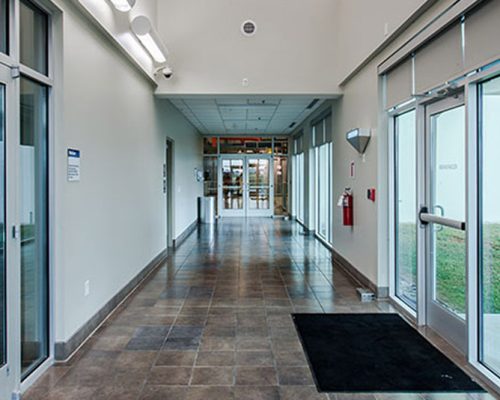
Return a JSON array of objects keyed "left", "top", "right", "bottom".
[
  {"left": 109, "top": 0, "right": 135, "bottom": 12},
  {"left": 131, "top": 16, "right": 169, "bottom": 64}
]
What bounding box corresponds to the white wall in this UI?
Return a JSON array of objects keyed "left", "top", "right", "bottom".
[
  {"left": 155, "top": 0, "right": 340, "bottom": 95},
  {"left": 155, "top": 100, "right": 203, "bottom": 237},
  {"left": 77, "top": 0, "right": 159, "bottom": 78},
  {"left": 54, "top": 1, "right": 202, "bottom": 343}
]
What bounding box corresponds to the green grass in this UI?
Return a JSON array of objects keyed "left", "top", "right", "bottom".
[
  {"left": 397, "top": 223, "right": 500, "bottom": 314},
  {"left": 21, "top": 224, "right": 35, "bottom": 240}
]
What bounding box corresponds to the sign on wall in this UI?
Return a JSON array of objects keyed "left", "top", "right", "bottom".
[{"left": 67, "top": 149, "right": 81, "bottom": 182}]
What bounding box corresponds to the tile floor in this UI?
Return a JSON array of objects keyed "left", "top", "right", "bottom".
[{"left": 23, "top": 219, "right": 497, "bottom": 399}]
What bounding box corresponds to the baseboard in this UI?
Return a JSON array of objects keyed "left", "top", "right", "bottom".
[
  {"left": 331, "top": 248, "right": 388, "bottom": 299},
  {"left": 296, "top": 218, "right": 314, "bottom": 235},
  {"left": 54, "top": 248, "right": 168, "bottom": 361},
  {"left": 173, "top": 220, "right": 198, "bottom": 248}
]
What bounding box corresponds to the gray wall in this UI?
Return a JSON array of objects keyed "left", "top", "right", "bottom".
[{"left": 54, "top": 1, "right": 202, "bottom": 344}]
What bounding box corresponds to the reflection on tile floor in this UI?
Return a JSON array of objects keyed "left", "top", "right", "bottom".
[{"left": 23, "top": 219, "right": 496, "bottom": 400}]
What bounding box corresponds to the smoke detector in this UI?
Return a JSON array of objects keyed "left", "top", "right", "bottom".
[{"left": 241, "top": 20, "right": 257, "bottom": 36}]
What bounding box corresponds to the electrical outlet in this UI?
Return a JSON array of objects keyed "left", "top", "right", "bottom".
[{"left": 84, "top": 280, "right": 90, "bottom": 297}]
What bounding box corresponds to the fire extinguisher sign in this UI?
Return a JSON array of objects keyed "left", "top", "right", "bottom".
[{"left": 350, "top": 160, "right": 355, "bottom": 179}]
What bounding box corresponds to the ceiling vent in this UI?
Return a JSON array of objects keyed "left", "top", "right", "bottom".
[
  {"left": 241, "top": 20, "right": 257, "bottom": 37},
  {"left": 306, "top": 99, "right": 320, "bottom": 110}
]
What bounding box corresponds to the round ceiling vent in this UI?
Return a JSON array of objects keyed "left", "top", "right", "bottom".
[{"left": 241, "top": 20, "right": 257, "bottom": 37}]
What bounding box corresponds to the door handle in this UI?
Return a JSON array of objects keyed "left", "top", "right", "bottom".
[{"left": 419, "top": 206, "right": 466, "bottom": 231}]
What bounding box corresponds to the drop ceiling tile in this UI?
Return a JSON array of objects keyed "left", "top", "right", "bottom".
[
  {"left": 219, "top": 106, "right": 247, "bottom": 120},
  {"left": 247, "top": 97, "right": 281, "bottom": 106},
  {"left": 247, "top": 106, "right": 276, "bottom": 120},
  {"left": 170, "top": 96, "right": 329, "bottom": 136},
  {"left": 215, "top": 97, "right": 248, "bottom": 106},
  {"left": 246, "top": 120, "right": 270, "bottom": 130},
  {"left": 224, "top": 120, "right": 246, "bottom": 130}
]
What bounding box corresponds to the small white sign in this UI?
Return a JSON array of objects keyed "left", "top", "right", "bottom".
[{"left": 67, "top": 149, "right": 81, "bottom": 182}]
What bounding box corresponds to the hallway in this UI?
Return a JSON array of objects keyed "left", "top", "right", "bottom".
[{"left": 22, "top": 220, "right": 490, "bottom": 400}]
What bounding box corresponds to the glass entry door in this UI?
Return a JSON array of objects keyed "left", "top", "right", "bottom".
[
  {"left": 220, "top": 157, "right": 245, "bottom": 217},
  {"left": 0, "top": 64, "right": 14, "bottom": 400},
  {"left": 247, "top": 157, "right": 272, "bottom": 217},
  {"left": 219, "top": 156, "right": 273, "bottom": 217},
  {"left": 420, "top": 95, "right": 467, "bottom": 352}
]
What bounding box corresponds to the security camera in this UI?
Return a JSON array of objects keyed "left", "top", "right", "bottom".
[{"left": 156, "top": 66, "right": 173, "bottom": 79}]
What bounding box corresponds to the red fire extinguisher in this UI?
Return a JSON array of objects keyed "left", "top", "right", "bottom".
[{"left": 342, "top": 188, "right": 353, "bottom": 226}]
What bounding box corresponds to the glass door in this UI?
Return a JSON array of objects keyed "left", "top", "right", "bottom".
[
  {"left": 218, "top": 156, "right": 273, "bottom": 217},
  {"left": 219, "top": 157, "right": 245, "bottom": 217},
  {"left": 0, "top": 63, "right": 15, "bottom": 400},
  {"left": 420, "top": 95, "right": 467, "bottom": 352},
  {"left": 247, "top": 157, "right": 273, "bottom": 217},
  {"left": 478, "top": 76, "right": 500, "bottom": 377}
]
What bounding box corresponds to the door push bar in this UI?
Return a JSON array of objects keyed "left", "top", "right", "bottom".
[{"left": 419, "top": 206, "right": 466, "bottom": 231}]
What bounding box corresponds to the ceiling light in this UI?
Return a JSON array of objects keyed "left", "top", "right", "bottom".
[
  {"left": 131, "top": 16, "right": 169, "bottom": 64},
  {"left": 109, "top": 0, "right": 135, "bottom": 12}
]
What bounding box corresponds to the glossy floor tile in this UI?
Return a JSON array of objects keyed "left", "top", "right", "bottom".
[{"left": 22, "top": 219, "right": 496, "bottom": 400}]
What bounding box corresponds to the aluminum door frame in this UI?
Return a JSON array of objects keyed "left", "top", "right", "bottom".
[
  {"left": 423, "top": 93, "right": 467, "bottom": 353},
  {"left": 246, "top": 155, "right": 274, "bottom": 218}
]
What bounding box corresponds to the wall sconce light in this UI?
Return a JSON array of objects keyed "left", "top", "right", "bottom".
[
  {"left": 109, "top": 0, "right": 135, "bottom": 12},
  {"left": 131, "top": 16, "right": 168, "bottom": 64},
  {"left": 346, "top": 128, "right": 371, "bottom": 154}
]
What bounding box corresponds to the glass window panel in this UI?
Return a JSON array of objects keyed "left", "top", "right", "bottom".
[
  {"left": 203, "top": 157, "right": 218, "bottom": 214},
  {"left": 20, "top": 77, "right": 49, "bottom": 377},
  {"left": 298, "top": 153, "right": 304, "bottom": 223},
  {"left": 222, "top": 159, "right": 243, "bottom": 210},
  {"left": 0, "top": 85, "right": 5, "bottom": 368},
  {"left": 274, "top": 157, "right": 288, "bottom": 215},
  {"left": 20, "top": 0, "right": 48, "bottom": 75},
  {"left": 248, "top": 159, "right": 269, "bottom": 186},
  {"left": 395, "top": 110, "right": 417, "bottom": 309},
  {"left": 430, "top": 105, "right": 466, "bottom": 318},
  {"left": 274, "top": 138, "right": 288, "bottom": 155},
  {"left": 315, "top": 144, "right": 332, "bottom": 244},
  {"left": 220, "top": 137, "right": 272, "bottom": 154},
  {"left": 203, "top": 137, "right": 218, "bottom": 154},
  {"left": 203, "top": 157, "right": 218, "bottom": 196},
  {"left": 328, "top": 144, "right": 333, "bottom": 243},
  {"left": 0, "top": 0, "right": 7, "bottom": 54},
  {"left": 248, "top": 188, "right": 270, "bottom": 210},
  {"left": 480, "top": 76, "right": 500, "bottom": 376}
]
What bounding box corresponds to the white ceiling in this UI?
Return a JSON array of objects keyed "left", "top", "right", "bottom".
[{"left": 169, "top": 96, "right": 329, "bottom": 135}]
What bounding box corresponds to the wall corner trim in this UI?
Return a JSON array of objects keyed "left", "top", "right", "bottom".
[{"left": 54, "top": 248, "right": 169, "bottom": 361}]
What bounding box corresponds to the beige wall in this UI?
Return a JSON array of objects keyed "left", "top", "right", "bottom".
[
  {"left": 326, "top": 0, "right": 465, "bottom": 290},
  {"left": 155, "top": 0, "right": 340, "bottom": 95},
  {"left": 335, "top": 0, "right": 430, "bottom": 81},
  {"left": 331, "top": 65, "right": 380, "bottom": 285}
]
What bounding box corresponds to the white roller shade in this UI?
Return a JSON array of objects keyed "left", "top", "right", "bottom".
[
  {"left": 293, "top": 134, "right": 303, "bottom": 154},
  {"left": 414, "top": 23, "right": 463, "bottom": 94},
  {"left": 325, "top": 114, "right": 332, "bottom": 143},
  {"left": 386, "top": 57, "right": 413, "bottom": 109},
  {"left": 313, "top": 121, "right": 324, "bottom": 147},
  {"left": 464, "top": 0, "right": 500, "bottom": 71}
]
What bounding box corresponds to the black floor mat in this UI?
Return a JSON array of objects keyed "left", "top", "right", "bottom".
[{"left": 292, "top": 313, "right": 485, "bottom": 393}]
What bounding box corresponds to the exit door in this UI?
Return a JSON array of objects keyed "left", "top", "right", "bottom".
[
  {"left": 419, "top": 94, "right": 467, "bottom": 352},
  {"left": 218, "top": 156, "right": 273, "bottom": 217}
]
